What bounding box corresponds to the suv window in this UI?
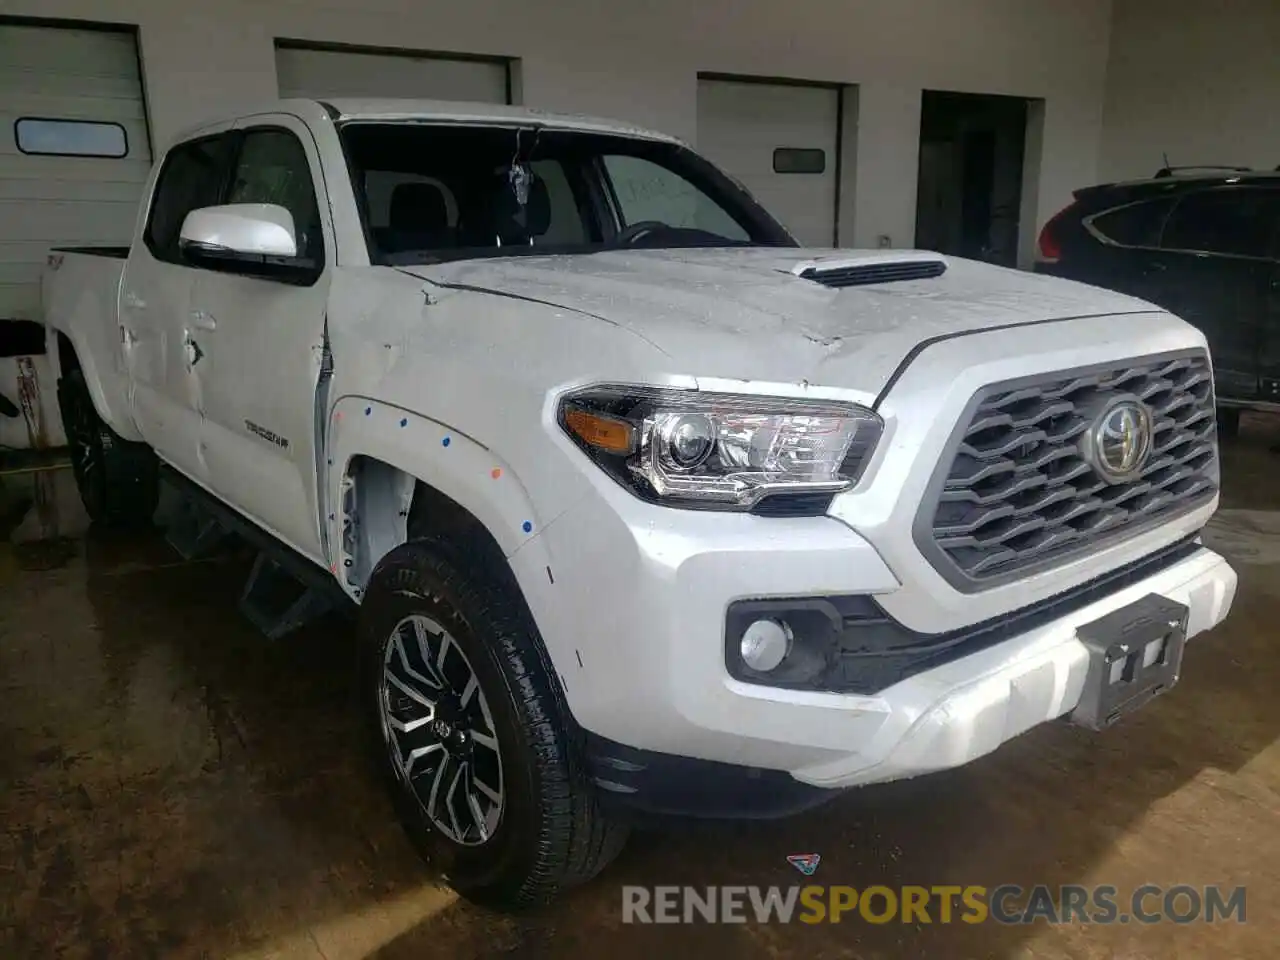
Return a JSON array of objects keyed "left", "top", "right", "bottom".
[
  {"left": 1161, "top": 188, "right": 1280, "bottom": 259},
  {"left": 1088, "top": 197, "right": 1175, "bottom": 248},
  {"left": 144, "top": 134, "right": 233, "bottom": 263},
  {"left": 227, "top": 128, "right": 324, "bottom": 264}
]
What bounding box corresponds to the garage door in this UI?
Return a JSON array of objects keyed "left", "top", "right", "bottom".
[
  {"left": 0, "top": 23, "right": 151, "bottom": 322},
  {"left": 276, "top": 45, "right": 509, "bottom": 104},
  {"left": 697, "top": 79, "right": 839, "bottom": 247}
]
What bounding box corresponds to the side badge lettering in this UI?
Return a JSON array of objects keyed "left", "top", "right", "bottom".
[{"left": 245, "top": 419, "right": 290, "bottom": 450}]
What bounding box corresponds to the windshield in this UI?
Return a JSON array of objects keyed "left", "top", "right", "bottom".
[{"left": 338, "top": 121, "right": 797, "bottom": 265}]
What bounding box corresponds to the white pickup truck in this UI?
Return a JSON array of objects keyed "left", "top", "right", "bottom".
[{"left": 41, "top": 98, "right": 1237, "bottom": 907}]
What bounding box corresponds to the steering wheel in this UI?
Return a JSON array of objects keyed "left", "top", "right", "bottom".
[{"left": 613, "top": 220, "right": 669, "bottom": 246}]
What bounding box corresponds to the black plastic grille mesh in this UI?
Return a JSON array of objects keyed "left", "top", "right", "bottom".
[{"left": 926, "top": 353, "right": 1217, "bottom": 582}]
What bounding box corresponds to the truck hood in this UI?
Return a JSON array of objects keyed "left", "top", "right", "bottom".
[{"left": 401, "top": 247, "right": 1156, "bottom": 400}]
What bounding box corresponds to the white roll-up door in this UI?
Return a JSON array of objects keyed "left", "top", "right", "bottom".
[
  {"left": 0, "top": 23, "right": 151, "bottom": 322},
  {"left": 697, "top": 78, "right": 839, "bottom": 247},
  {"left": 276, "top": 44, "right": 509, "bottom": 104}
]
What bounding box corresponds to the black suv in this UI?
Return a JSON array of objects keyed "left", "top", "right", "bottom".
[{"left": 1035, "top": 167, "right": 1280, "bottom": 435}]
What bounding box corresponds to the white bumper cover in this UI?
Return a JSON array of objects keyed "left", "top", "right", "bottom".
[
  {"left": 519, "top": 482, "right": 1236, "bottom": 792},
  {"left": 790, "top": 545, "right": 1235, "bottom": 788}
]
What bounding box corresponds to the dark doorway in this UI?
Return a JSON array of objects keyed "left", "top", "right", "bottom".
[{"left": 915, "top": 91, "right": 1029, "bottom": 266}]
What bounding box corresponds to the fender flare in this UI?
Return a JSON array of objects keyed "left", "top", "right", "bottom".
[{"left": 325, "top": 395, "right": 552, "bottom": 589}]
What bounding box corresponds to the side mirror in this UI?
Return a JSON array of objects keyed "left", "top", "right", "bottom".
[
  {"left": 178, "top": 204, "right": 318, "bottom": 283},
  {"left": 180, "top": 203, "right": 298, "bottom": 258}
]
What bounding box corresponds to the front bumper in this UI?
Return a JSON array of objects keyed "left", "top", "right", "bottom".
[
  {"left": 791, "top": 542, "right": 1234, "bottom": 788},
  {"left": 515, "top": 481, "right": 1236, "bottom": 796}
]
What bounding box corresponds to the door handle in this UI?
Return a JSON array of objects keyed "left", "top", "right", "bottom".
[
  {"left": 1145, "top": 260, "right": 1168, "bottom": 273},
  {"left": 190, "top": 310, "right": 217, "bottom": 331},
  {"left": 124, "top": 291, "right": 146, "bottom": 310},
  {"left": 184, "top": 338, "right": 204, "bottom": 368}
]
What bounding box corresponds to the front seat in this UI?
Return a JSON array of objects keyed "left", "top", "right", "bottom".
[{"left": 382, "top": 182, "right": 455, "bottom": 253}]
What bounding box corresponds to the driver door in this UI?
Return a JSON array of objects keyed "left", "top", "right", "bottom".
[{"left": 184, "top": 118, "right": 332, "bottom": 562}]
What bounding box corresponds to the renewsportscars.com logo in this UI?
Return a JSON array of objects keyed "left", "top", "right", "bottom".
[{"left": 622, "top": 884, "right": 1247, "bottom": 925}]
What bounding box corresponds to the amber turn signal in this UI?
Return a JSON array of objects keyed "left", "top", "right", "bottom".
[{"left": 564, "top": 408, "right": 635, "bottom": 454}]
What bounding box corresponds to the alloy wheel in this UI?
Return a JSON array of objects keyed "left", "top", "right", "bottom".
[{"left": 379, "top": 614, "right": 505, "bottom": 846}]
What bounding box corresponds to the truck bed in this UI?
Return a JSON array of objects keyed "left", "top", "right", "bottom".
[{"left": 39, "top": 247, "right": 136, "bottom": 442}]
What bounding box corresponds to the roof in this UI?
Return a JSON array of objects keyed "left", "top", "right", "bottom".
[
  {"left": 162, "top": 97, "right": 684, "bottom": 154},
  {"left": 1073, "top": 169, "right": 1280, "bottom": 205},
  {"left": 313, "top": 97, "right": 683, "bottom": 144}
]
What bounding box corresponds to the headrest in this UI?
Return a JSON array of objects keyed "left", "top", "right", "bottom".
[{"left": 390, "top": 182, "right": 448, "bottom": 231}]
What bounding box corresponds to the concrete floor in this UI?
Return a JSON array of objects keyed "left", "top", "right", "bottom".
[{"left": 3, "top": 420, "right": 1280, "bottom": 959}]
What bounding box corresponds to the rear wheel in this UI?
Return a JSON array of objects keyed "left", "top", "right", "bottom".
[
  {"left": 56, "top": 368, "right": 158, "bottom": 527},
  {"left": 359, "top": 539, "right": 627, "bottom": 909}
]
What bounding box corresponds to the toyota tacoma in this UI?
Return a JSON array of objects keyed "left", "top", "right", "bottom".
[{"left": 39, "top": 98, "right": 1237, "bottom": 908}]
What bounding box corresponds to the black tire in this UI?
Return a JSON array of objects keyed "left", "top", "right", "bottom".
[
  {"left": 359, "top": 538, "right": 627, "bottom": 909},
  {"left": 56, "top": 368, "right": 158, "bottom": 527},
  {"left": 1217, "top": 406, "right": 1241, "bottom": 440}
]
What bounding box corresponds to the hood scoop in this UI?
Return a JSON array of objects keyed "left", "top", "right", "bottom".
[{"left": 791, "top": 252, "right": 948, "bottom": 288}]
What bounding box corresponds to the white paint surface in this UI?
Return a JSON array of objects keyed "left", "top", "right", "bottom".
[
  {"left": 696, "top": 79, "right": 839, "bottom": 247},
  {"left": 1101, "top": 0, "right": 1280, "bottom": 183}
]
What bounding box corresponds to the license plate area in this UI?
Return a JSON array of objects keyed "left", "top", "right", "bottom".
[{"left": 1069, "top": 593, "right": 1189, "bottom": 731}]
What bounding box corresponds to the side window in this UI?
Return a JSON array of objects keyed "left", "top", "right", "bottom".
[
  {"left": 144, "top": 135, "right": 233, "bottom": 264},
  {"left": 1161, "top": 189, "right": 1280, "bottom": 258},
  {"left": 226, "top": 129, "right": 324, "bottom": 263},
  {"left": 602, "top": 155, "right": 749, "bottom": 241},
  {"left": 1088, "top": 197, "right": 1175, "bottom": 248}
]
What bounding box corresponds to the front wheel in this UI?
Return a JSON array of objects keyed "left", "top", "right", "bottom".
[{"left": 359, "top": 540, "right": 627, "bottom": 909}]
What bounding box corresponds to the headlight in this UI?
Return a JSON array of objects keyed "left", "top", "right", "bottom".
[{"left": 558, "top": 385, "right": 883, "bottom": 511}]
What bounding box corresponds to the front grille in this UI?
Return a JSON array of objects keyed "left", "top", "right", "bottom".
[{"left": 920, "top": 351, "right": 1218, "bottom": 588}]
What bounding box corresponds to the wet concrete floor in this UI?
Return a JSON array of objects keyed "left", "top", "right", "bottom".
[{"left": 3, "top": 420, "right": 1280, "bottom": 958}]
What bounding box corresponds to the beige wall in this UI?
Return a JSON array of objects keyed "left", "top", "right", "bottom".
[
  {"left": 1100, "top": 0, "right": 1280, "bottom": 183},
  {"left": 0, "top": 0, "right": 1115, "bottom": 255}
]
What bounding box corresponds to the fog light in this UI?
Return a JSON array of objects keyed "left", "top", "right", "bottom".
[{"left": 739, "top": 619, "right": 793, "bottom": 672}]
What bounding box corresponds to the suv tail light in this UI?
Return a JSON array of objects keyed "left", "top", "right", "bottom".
[{"left": 1037, "top": 204, "right": 1075, "bottom": 264}]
